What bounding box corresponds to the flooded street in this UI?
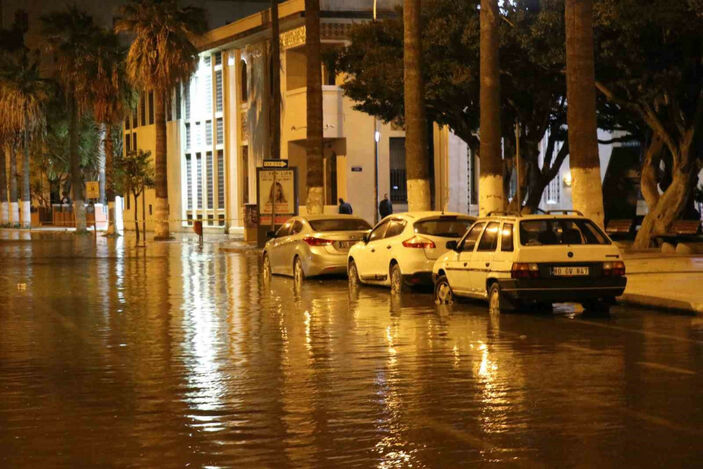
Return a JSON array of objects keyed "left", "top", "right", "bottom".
[{"left": 1, "top": 233, "right": 702, "bottom": 468}]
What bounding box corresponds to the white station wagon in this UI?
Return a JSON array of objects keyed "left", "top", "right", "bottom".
[
  {"left": 432, "top": 211, "right": 627, "bottom": 313},
  {"left": 348, "top": 211, "right": 475, "bottom": 293}
]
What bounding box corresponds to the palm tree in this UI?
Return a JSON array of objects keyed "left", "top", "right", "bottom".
[
  {"left": 404, "top": 0, "right": 431, "bottom": 211},
  {"left": 479, "top": 0, "right": 504, "bottom": 216},
  {"left": 115, "top": 0, "right": 207, "bottom": 240},
  {"left": 87, "top": 27, "right": 134, "bottom": 236},
  {"left": 564, "top": 0, "right": 604, "bottom": 226},
  {"left": 0, "top": 49, "right": 49, "bottom": 228},
  {"left": 305, "top": 0, "right": 324, "bottom": 214},
  {"left": 41, "top": 6, "right": 100, "bottom": 232}
]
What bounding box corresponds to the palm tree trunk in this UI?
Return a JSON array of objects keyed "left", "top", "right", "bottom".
[
  {"left": 270, "top": 0, "right": 281, "bottom": 160},
  {"left": 98, "top": 124, "right": 106, "bottom": 204},
  {"left": 305, "top": 0, "right": 324, "bottom": 214},
  {"left": 404, "top": 0, "right": 431, "bottom": 211},
  {"left": 69, "top": 96, "right": 87, "bottom": 231},
  {"left": 21, "top": 109, "right": 31, "bottom": 228},
  {"left": 0, "top": 145, "right": 8, "bottom": 225},
  {"left": 153, "top": 89, "right": 170, "bottom": 239},
  {"left": 9, "top": 143, "right": 19, "bottom": 226},
  {"left": 105, "top": 125, "right": 117, "bottom": 235},
  {"left": 479, "top": 0, "right": 504, "bottom": 216},
  {"left": 565, "top": 0, "right": 604, "bottom": 226}
]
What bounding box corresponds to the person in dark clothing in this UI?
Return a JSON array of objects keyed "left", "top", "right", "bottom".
[
  {"left": 338, "top": 198, "right": 353, "bottom": 214},
  {"left": 379, "top": 193, "right": 393, "bottom": 219}
]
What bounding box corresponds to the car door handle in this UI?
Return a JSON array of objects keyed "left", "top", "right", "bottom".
[
  {"left": 386, "top": 245, "right": 391, "bottom": 250},
  {"left": 463, "top": 262, "right": 467, "bottom": 267},
  {"left": 485, "top": 262, "right": 490, "bottom": 267},
  {"left": 371, "top": 248, "right": 375, "bottom": 253}
]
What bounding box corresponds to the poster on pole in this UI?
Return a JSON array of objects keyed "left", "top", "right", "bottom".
[
  {"left": 256, "top": 167, "right": 298, "bottom": 225},
  {"left": 86, "top": 181, "right": 100, "bottom": 200}
]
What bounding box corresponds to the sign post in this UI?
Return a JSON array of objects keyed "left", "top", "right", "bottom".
[{"left": 256, "top": 164, "right": 297, "bottom": 248}]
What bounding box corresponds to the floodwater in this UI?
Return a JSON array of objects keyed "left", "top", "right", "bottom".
[{"left": 1, "top": 231, "right": 702, "bottom": 468}]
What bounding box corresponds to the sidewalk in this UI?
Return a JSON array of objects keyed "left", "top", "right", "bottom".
[{"left": 620, "top": 251, "right": 703, "bottom": 314}]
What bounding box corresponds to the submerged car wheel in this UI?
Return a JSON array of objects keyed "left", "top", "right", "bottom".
[
  {"left": 293, "top": 257, "right": 305, "bottom": 285},
  {"left": 434, "top": 275, "right": 454, "bottom": 304},
  {"left": 263, "top": 253, "right": 272, "bottom": 277},
  {"left": 390, "top": 263, "right": 404, "bottom": 295},
  {"left": 488, "top": 282, "right": 518, "bottom": 314},
  {"left": 582, "top": 300, "right": 610, "bottom": 314},
  {"left": 348, "top": 260, "right": 360, "bottom": 287}
]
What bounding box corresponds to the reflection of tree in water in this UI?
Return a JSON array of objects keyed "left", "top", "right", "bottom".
[{"left": 246, "top": 45, "right": 268, "bottom": 167}]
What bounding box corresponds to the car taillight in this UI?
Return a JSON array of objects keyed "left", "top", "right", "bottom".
[
  {"left": 303, "top": 236, "right": 333, "bottom": 246},
  {"left": 402, "top": 236, "right": 436, "bottom": 249},
  {"left": 511, "top": 262, "right": 540, "bottom": 279},
  {"left": 603, "top": 260, "right": 625, "bottom": 276}
]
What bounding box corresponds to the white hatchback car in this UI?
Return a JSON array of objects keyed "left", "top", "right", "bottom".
[
  {"left": 432, "top": 211, "right": 627, "bottom": 313},
  {"left": 347, "top": 211, "right": 475, "bottom": 293}
]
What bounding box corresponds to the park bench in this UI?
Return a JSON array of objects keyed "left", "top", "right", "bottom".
[
  {"left": 605, "top": 219, "right": 635, "bottom": 239},
  {"left": 653, "top": 219, "right": 702, "bottom": 246}
]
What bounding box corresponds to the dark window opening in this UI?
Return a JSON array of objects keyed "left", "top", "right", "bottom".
[
  {"left": 148, "top": 91, "right": 154, "bottom": 124},
  {"left": 389, "top": 137, "right": 407, "bottom": 203},
  {"left": 240, "top": 60, "right": 248, "bottom": 102}
]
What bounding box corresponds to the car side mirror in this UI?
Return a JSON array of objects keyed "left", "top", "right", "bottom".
[
  {"left": 362, "top": 233, "right": 370, "bottom": 244},
  {"left": 445, "top": 240, "right": 458, "bottom": 251},
  {"left": 267, "top": 230, "right": 276, "bottom": 239}
]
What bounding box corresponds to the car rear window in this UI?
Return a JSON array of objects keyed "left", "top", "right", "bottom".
[
  {"left": 519, "top": 219, "right": 610, "bottom": 245},
  {"left": 414, "top": 217, "right": 473, "bottom": 238},
  {"left": 308, "top": 218, "right": 372, "bottom": 232}
]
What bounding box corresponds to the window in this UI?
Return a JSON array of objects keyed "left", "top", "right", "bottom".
[
  {"left": 184, "top": 85, "right": 190, "bottom": 120},
  {"left": 385, "top": 219, "right": 406, "bottom": 238},
  {"left": 218, "top": 214, "right": 225, "bottom": 226},
  {"left": 215, "top": 70, "right": 223, "bottom": 112},
  {"left": 214, "top": 51, "right": 222, "bottom": 66},
  {"left": 477, "top": 222, "right": 500, "bottom": 251},
  {"left": 544, "top": 173, "right": 561, "bottom": 205},
  {"left": 132, "top": 109, "right": 138, "bottom": 128},
  {"left": 206, "top": 152, "right": 214, "bottom": 208},
  {"left": 389, "top": 137, "right": 407, "bottom": 203},
  {"left": 369, "top": 220, "right": 389, "bottom": 241},
  {"left": 461, "top": 222, "right": 485, "bottom": 252},
  {"left": 132, "top": 133, "right": 137, "bottom": 152},
  {"left": 205, "top": 120, "right": 213, "bottom": 146},
  {"left": 204, "top": 71, "right": 213, "bottom": 115},
  {"left": 308, "top": 219, "right": 372, "bottom": 232},
  {"left": 185, "top": 154, "right": 193, "bottom": 209},
  {"left": 176, "top": 85, "right": 182, "bottom": 120},
  {"left": 140, "top": 95, "right": 146, "bottom": 126},
  {"left": 519, "top": 219, "right": 610, "bottom": 246},
  {"left": 276, "top": 221, "right": 293, "bottom": 237},
  {"left": 125, "top": 133, "right": 131, "bottom": 153},
  {"left": 217, "top": 151, "right": 225, "bottom": 209},
  {"left": 501, "top": 223, "right": 514, "bottom": 252},
  {"left": 207, "top": 214, "right": 214, "bottom": 226},
  {"left": 196, "top": 153, "right": 203, "bottom": 209},
  {"left": 185, "top": 123, "right": 191, "bottom": 148},
  {"left": 125, "top": 116, "right": 130, "bottom": 130},
  {"left": 148, "top": 91, "right": 154, "bottom": 124},
  {"left": 291, "top": 220, "right": 304, "bottom": 235},
  {"left": 216, "top": 118, "right": 223, "bottom": 145},
  {"left": 241, "top": 146, "right": 249, "bottom": 204},
  {"left": 240, "top": 60, "right": 248, "bottom": 102},
  {"left": 414, "top": 216, "right": 473, "bottom": 238}
]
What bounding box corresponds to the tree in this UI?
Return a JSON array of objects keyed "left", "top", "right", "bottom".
[
  {"left": 115, "top": 149, "right": 154, "bottom": 243},
  {"left": 86, "top": 27, "right": 134, "bottom": 236},
  {"left": 594, "top": 0, "right": 702, "bottom": 248},
  {"left": 479, "top": 0, "right": 504, "bottom": 215},
  {"left": 404, "top": 0, "right": 431, "bottom": 210},
  {"left": 564, "top": 0, "right": 604, "bottom": 226},
  {"left": 270, "top": 0, "right": 281, "bottom": 160},
  {"left": 334, "top": 0, "right": 570, "bottom": 213},
  {"left": 305, "top": 0, "right": 324, "bottom": 214},
  {"left": 0, "top": 49, "right": 49, "bottom": 228},
  {"left": 116, "top": 0, "right": 207, "bottom": 239},
  {"left": 41, "top": 6, "right": 100, "bottom": 232}
]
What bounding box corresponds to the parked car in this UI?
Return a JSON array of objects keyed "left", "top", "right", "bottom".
[
  {"left": 263, "top": 215, "right": 372, "bottom": 283},
  {"left": 432, "top": 211, "right": 627, "bottom": 313},
  {"left": 347, "top": 212, "right": 476, "bottom": 293}
]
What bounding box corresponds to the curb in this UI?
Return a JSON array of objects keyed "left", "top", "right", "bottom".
[{"left": 619, "top": 294, "right": 702, "bottom": 315}]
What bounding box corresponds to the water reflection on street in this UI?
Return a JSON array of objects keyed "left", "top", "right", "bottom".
[{"left": 0, "top": 232, "right": 701, "bottom": 467}]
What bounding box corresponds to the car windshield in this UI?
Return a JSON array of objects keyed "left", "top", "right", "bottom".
[
  {"left": 414, "top": 217, "right": 474, "bottom": 238},
  {"left": 519, "top": 219, "right": 610, "bottom": 245},
  {"left": 308, "top": 218, "right": 372, "bottom": 232}
]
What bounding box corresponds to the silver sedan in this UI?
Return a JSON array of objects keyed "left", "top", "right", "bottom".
[{"left": 262, "top": 215, "right": 372, "bottom": 283}]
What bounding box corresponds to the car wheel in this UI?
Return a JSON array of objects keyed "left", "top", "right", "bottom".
[
  {"left": 262, "top": 253, "right": 272, "bottom": 278},
  {"left": 348, "top": 260, "right": 360, "bottom": 288},
  {"left": 488, "top": 282, "right": 518, "bottom": 314},
  {"left": 293, "top": 257, "right": 305, "bottom": 285},
  {"left": 390, "top": 263, "right": 405, "bottom": 295},
  {"left": 434, "top": 275, "right": 454, "bottom": 305}
]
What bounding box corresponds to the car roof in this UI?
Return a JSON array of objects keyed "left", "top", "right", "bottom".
[
  {"left": 383, "top": 211, "right": 476, "bottom": 221},
  {"left": 475, "top": 213, "right": 592, "bottom": 222},
  {"left": 299, "top": 214, "right": 366, "bottom": 221}
]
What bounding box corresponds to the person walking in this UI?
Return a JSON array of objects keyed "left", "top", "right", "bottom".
[
  {"left": 379, "top": 193, "right": 393, "bottom": 219},
  {"left": 338, "top": 198, "right": 353, "bottom": 214}
]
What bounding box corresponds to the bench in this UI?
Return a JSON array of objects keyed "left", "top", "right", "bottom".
[
  {"left": 653, "top": 220, "right": 702, "bottom": 246},
  {"left": 605, "top": 219, "right": 635, "bottom": 239}
]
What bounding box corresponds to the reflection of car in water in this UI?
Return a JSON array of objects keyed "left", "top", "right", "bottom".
[
  {"left": 347, "top": 212, "right": 476, "bottom": 294},
  {"left": 432, "top": 212, "right": 627, "bottom": 313},
  {"left": 262, "top": 215, "right": 372, "bottom": 284}
]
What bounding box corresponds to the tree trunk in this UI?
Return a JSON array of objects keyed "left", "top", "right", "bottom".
[
  {"left": 404, "top": 0, "right": 431, "bottom": 211},
  {"left": 21, "top": 109, "right": 31, "bottom": 228},
  {"left": 0, "top": 145, "right": 9, "bottom": 225},
  {"left": 270, "top": 0, "right": 281, "bottom": 160},
  {"left": 69, "top": 96, "right": 87, "bottom": 231},
  {"left": 565, "top": 0, "right": 604, "bottom": 226},
  {"left": 305, "top": 0, "right": 324, "bottom": 214},
  {"left": 153, "top": 89, "right": 170, "bottom": 239},
  {"left": 104, "top": 125, "right": 118, "bottom": 235},
  {"left": 479, "top": 0, "right": 504, "bottom": 216},
  {"left": 134, "top": 192, "right": 140, "bottom": 242},
  {"left": 9, "top": 143, "right": 19, "bottom": 226}
]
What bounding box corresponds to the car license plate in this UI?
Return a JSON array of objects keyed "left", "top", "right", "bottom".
[{"left": 552, "top": 266, "right": 589, "bottom": 276}]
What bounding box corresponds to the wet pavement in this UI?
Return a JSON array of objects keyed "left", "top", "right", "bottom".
[{"left": 1, "top": 232, "right": 702, "bottom": 468}]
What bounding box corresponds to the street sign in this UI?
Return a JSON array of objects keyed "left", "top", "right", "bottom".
[
  {"left": 86, "top": 181, "right": 100, "bottom": 200},
  {"left": 263, "top": 159, "right": 288, "bottom": 168}
]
